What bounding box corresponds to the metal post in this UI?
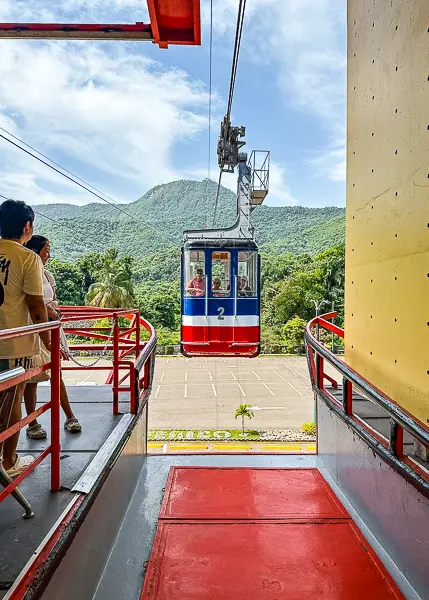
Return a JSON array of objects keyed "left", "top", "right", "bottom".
[
  {"left": 389, "top": 420, "right": 404, "bottom": 459},
  {"left": 50, "top": 326, "right": 61, "bottom": 491},
  {"left": 342, "top": 377, "right": 353, "bottom": 415},
  {"left": 144, "top": 360, "right": 150, "bottom": 390},
  {"left": 135, "top": 311, "right": 141, "bottom": 360},
  {"left": 112, "top": 314, "right": 119, "bottom": 415},
  {"left": 316, "top": 353, "right": 324, "bottom": 391}
]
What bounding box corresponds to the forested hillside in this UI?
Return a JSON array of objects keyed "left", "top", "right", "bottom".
[
  {"left": 36, "top": 179, "right": 345, "bottom": 350},
  {"left": 35, "top": 179, "right": 345, "bottom": 262}
]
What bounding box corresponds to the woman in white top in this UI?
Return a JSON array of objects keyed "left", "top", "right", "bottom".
[{"left": 23, "top": 236, "right": 81, "bottom": 439}]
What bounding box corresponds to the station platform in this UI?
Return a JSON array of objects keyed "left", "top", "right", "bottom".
[
  {"left": 140, "top": 466, "right": 403, "bottom": 599},
  {"left": 37, "top": 454, "right": 407, "bottom": 600},
  {"left": 0, "top": 385, "right": 126, "bottom": 596}
]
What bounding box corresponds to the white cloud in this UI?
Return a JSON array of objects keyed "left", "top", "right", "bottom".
[
  {"left": 0, "top": 0, "right": 346, "bottom": 208},
  {"left": 205, "top": 0, "right": 346, "bottom": 174},
  {"left": 307, "top": 140, "right": 346, "bottom": 183},
  {"left": 0, "top": 38, "right": 209, "bottom": 204}
]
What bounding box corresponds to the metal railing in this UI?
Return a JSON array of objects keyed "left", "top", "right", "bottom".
[
  {"left": 0, "top": 322, "right": 61, "bottom": 516},
  {"left": 305, "top": 312, "right": 429, "bottom": 499},
  {"left": 248, "top": 150, "right": 270, "bottom": 203},
  {"left": 60, "top": 306, "right": 157, "bottom": 414}
]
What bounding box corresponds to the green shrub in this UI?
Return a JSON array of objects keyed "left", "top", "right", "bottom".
[{"left": 302, "top": 422, "right": 316, "bottom": 436}]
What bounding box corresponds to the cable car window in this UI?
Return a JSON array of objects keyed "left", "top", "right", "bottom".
[
  {"left": 237, "top": 251, "right": 257, "bottom": 296},
  {"left": 211, "top": 251, "right": 231, "bottom": 297},
  {"left": 184, "top": 250, "right": 205, "bottom": 296}
]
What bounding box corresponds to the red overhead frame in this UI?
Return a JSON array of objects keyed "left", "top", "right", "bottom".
[{"left": 0, "top": 0, "right": 200, "bottom": 48}]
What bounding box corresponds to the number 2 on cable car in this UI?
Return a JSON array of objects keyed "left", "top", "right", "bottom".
[{"left": 217, "top": 307, "right": 225, "bottom": 320}]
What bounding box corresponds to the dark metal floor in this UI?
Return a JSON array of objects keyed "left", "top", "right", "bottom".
[
  {"left": 0, "top": 386, "right": 124, "bottom": 595},
  {"left": 41, "top": 454, "right": 317, "bottom": 600}
]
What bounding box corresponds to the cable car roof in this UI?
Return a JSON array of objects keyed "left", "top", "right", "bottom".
[
  {"left": 0, "top": 0, "right": 201, "bottom": 47},
  {"left": 184, "top": 238, "right": 258, "bottom": 251}
]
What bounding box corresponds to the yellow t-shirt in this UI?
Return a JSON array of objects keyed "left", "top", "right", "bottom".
[{"left": 0, "top": 240, "right": 44, "bottom": 359}]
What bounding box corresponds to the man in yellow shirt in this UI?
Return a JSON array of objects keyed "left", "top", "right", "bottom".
[{"left": 0, "top": 200, "right": 50, "bottom": 477}]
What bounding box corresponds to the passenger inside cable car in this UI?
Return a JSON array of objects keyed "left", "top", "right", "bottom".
[
  {"left": 185, "top": 267, "right": 205, "bottom": 296},
  {"left": 238, "top": 275, "right": 251, "bottom": 296},
  {"left": 212, "top": 277, "right": 223, "bottom": 296}
]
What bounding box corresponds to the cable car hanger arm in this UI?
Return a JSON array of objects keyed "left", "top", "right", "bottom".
[{"left": 0, "top": 0, "right": 201, "bottom": 47}]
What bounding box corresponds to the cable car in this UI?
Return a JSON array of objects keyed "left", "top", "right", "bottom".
[{"left": 181, "top": 121, "right": 269, "bottom": 357}]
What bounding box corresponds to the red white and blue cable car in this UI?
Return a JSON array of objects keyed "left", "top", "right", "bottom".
[{"left": 181, "top": 121, "right": 269, "bottom": 357}]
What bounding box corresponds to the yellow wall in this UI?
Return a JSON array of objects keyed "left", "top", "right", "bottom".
[{"left": 346, "top": 0, "right": 429, "bottom": 424}]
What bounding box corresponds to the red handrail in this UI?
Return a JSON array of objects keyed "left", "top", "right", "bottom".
[
  {"left": 305, "top": 312, "right": 429, "bottom": 498},
  {"left": 60, "top": 307, "right": 157, "bottom": 415},
  {"left": 0, "top": 322, "right": 61, "bottom": 504}
]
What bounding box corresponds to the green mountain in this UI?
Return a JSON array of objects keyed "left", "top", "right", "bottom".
[{"left": 34, "top": 179, "right": 345, "bottom": 262}]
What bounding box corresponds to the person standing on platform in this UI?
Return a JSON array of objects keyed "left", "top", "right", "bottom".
[
  {"left": 0, "top": 200, "right": 49, "bottom": 477},
  {"left": 23, "top": 235, "right": 81, "bottom": 437}
]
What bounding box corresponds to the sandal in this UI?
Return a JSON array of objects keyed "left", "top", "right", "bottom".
[
  {"left": 26, "top": 423, "right": 47, "bottom": 440},
  {"left": 7, "top": 455, "right": 35, "bottom": 478},
  {"left": 64, "top": 418, "right": 82, "bottom": 433}
]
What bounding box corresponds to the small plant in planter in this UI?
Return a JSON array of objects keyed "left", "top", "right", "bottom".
[
  {"left": 302, "top": 422, "right": 316, "bottom": 436},
  {"left": 234, "top": 403, "right": 255, "bottom": 434}
]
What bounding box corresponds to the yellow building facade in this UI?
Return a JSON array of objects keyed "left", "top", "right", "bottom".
[{"left": 345, "top": 0, "right": 429, "bottom": 424}]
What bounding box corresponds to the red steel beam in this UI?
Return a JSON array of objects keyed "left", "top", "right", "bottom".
[
  {"left": 0, "top": 22, "right": 153, "bottom": 41},
  {"left": 0, "top": 0, "right": 200, "bottom": 47}
]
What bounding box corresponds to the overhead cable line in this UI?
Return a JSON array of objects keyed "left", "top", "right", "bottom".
[
  {"left": 0, "top": 127, "right": 122, "bottom": 208},
  {"left": 0, "top": 133, "right": 135, "bottom": 219},
  {"left": 204, "top": 0, "right": 214, "bottom": 227},
  {"left": 0, "top": 132, "right": 179, "bottom": 244},
  {"left": 226, "top": 0, "right": 246, "bottom": 123},
  {"left": 0, "top": 192, "right": 64, "bottom": 225},
  {"left": 211, "top": 171, "right": 223, "bottom": 228},
  {"left": 212, "top": 0, "right": 247, "bottom": 226}
]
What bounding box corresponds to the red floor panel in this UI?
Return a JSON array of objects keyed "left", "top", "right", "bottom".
[
  {"left": 160, "top": 467, "right": 348, "bottom": 520},
  {"left": 141, "top": 521, "right": 404, "bottom": 599}
]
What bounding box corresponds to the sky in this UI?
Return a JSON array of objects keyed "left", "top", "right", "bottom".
[{"left": 0, "top": 0, "right": 346, "bottom": 208}]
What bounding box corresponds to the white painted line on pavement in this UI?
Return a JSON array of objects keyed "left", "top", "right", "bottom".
[
  {"left": 204, "top": 358, "right": 207, "bottom": 363},
  {"left": 290, "top": 367, "right": 310, "bottom": 382},
  {"left": 185, "top": 371, "right": 188, "bottom": 381},
  {"left": 288, "top": 382, "right": 303, "bottom": 395},
  {"left": 273, "top": 370, "right": 284, "bottom": 380},
  {"left": 208, "top": 371, "right": 213, "bottom": 380},
  {"left": 166, "top": 358, "right": 170, "bottom": 364},
  {"left": 222, "top": 358, "right": 226, "bottom": 363},
  {"left": 212, "top": 384, "right": 217, "bottom": 397},
  {"left": 184, "top": 384, "right": 188, "bottom": 398},
  {"left": 240, "top": 358, "right": 245, "bottom": 363},
  {"left": 252, "top": 371, "right": 261, "bottom": 380},
  {"left": 160, "top": 371, "right": 165, "bottom": 382},
  {"left": 263, "top": 383, "right": 275, "bottom": 396},
  {"left": 230, "top": 370, "right": 237, "bottom": 380},
  {"left": 237, "top": 383, "right": 246, "bottom": 397},
  {"left": 154, "top": 385, "right": 160, "bottom": 399}
]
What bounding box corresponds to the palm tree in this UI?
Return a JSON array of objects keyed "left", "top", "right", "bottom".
[
  {"left": 234, "top": 403, "right": 254, "bottom": 434},
  {"left": 86, "top": 267, "right": 134, "bottom": 309}
]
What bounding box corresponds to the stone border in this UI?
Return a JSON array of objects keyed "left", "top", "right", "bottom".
[{"left": 148, "top": 429, "right": 316, "bottom": 442}]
